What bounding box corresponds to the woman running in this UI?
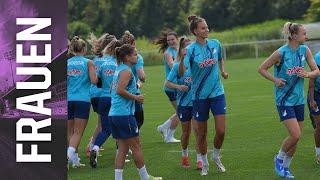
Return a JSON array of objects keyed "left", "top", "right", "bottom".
[
  {"left": 121, "top": 30, "right": 146, "bottom": 129},
  {"left": 258, "top": 22, "right": 319, "bottom": 178},
  {"left": 109, "top": 44, "right": 161, "bottom": 180},
  {"left": 307, "top": 51, "right": 320, "bottom": 164},
  {"left": 67, "top": 36, "right": 97, "bottom": 167},
  {"left": 165, "top": 36, "right": 203, "bottom": 169},
  {"left": 155, "top": 30, "right": 181, "bottom": 143},
  {"left": 89, "top": 39, "right": 122, "bottom": 168},
  {"left": 179, "top": 15, "right": 229, "bottom": 176},
  {"left": 86, "top": 33, "right": 116, "bottom": 157}
]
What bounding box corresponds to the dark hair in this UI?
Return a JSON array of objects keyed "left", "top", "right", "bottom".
[
  {"left": 68, "top": 36, "right": 87, "bottom": 55},
  {"left": 283, "top": 22, "right": 303, "bottom": 40},
  {"left": 115, "top": 44, "right": 135, "bottom": 65},
  {"left": 88, "top": 33, "right": 116, "bottom": 57},
  {"left": 121, "top": 30, "right": 135, "bottom": 45},
  {"left": 177, "top": 36, "right": 191, "bottom": 61},
  {"left": 153, "top": 30, "right": 178, "bottom": 53},
  {"left": 103, "top": 39, "right": 122, "bottom": 56},
  {"left": 188, "top": 15, "right": 206, "bottom": 36}
]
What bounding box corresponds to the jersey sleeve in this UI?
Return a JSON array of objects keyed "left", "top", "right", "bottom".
[
  {"left": 167, "top": 63, "right": 178, "bottom": 82},
  {"left": 136, "top": 54, "right": 144, "bottom": 70},
  {"left": 211, "top": 39, "right": 223, "bottom": 61},
  {"left": 277, "top": 46, "right": 286, "bottom": 58},
  {"left": 183, "top": 46, "right": 193, "bottom": 68}
]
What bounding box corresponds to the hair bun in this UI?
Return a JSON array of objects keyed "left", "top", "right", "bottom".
[
  {"left": 124, "top": 30, "right": 131, "bottom": 35},
  {"left": 188, "top": 15, "right": 197, "bottom": 23}
]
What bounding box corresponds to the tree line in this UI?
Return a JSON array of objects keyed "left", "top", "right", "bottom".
[{"left": 68, "top": 0, "right": 319, "bottom": 39}]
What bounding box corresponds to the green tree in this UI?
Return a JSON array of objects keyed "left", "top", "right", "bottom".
[
  {"left": 305, "top": 0, "right": 320, "bottom": 22},
  {"left": 68, "top": 21, "right": 91, "bottom": 39},
  {"left": 199, "top": 0, "right": 232, "bottom": 31},
  {"left": 68, "top": 0, "right": 90, "bottom": 22},
  {"left": 136, "top": 0, "right": 165, "bottom": 37},
  {"left": 273, "top": 0, "right": 311, "bottom": 19},
  {"left": 228, "top": 0, "right": 272, "bottom": 26}
]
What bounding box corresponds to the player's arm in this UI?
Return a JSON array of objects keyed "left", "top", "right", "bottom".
[
  {"left": 117, "top": 70, "right": 144, "bottom": 103},
  {"left": 137, "top": 68, "right": 145, "bottom": 83},
  {"left": 308, "top": 78, "right": 318, "bottom": 111},
  {"left": 217, "top": 43, "right": 228, "bottom": 79},
  {"left": 165, "top": 80, "right": 188, "bottom": 92},
  {"left": 301, "top": 48, "right": 319, "bottom": 78},
  {"left": 167, "top": 64, "right": 188, "bottom": 92},
  {"left": 178, "top": 50, "right": 190, "bottom": 77},
  {"left": 165, "top": 53, "right": 174, "bottom": 69},
  {"left": 88, "top": 60, "right": 98, "bottom": 84},
  {"left": 136, "top": 55, "right": 146, "bottom": 82},
  {"left": 219, "top": 59, "right": 228, "bottom": 79},
  {"left": 258, "top": 51, "right": 285, "bottom": 87}
]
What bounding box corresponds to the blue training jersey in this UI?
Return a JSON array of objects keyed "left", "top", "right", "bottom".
[
  {"left": 167, "top": 62, "right": 193, "bottom": 107},
  {"left": 274, "top": 44, "right": 308, "bottom": 106},
  {"left": 67, "top": 56, "right": 91, "bottom": 102},
  {"left": 314, "top": 52, "right": 320, "bottom": 92},
  {"left": 183, "top": 39, "right": 224, "bottom": 100},
  {"left": 89, "top": 55, "right": 108, "bottom": 98},
  {"left": 131, "top": 54, "right": 144, "bottom": 94},
  {"left": 164, "top": 47, "right": 177, "bottom": 92},
  {"left": 99, "top": 55, "right": 117, "bottom": 97},
  {"left": 109, "top": 63, "right": 137, "bottom": 116}
]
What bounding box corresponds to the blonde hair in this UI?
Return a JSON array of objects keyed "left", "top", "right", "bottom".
[
  {"left": 121, "top": 30, "right": 135, "bottom": 45},
  {"left": 88, "top": 33, "right": 116, "bottom": 57},
  {"left": 283, "top": 22, "right": 303, "bottom": 40},
  {"left": 68, "top": 36, "right": 87, "bottom": 55},
  {"left": 103, "top": 39, "right": 123, "bottom": 56}
]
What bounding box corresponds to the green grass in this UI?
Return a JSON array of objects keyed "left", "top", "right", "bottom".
[{"left": 68, "top": 58, "right": 320, "bottom": 179}]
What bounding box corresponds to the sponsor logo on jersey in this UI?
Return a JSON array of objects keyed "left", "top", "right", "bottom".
[
  {"left": 287, "top": 66, "right": 304, "bottom": 76},
  {"left": 104, "top": 69, "right": 115, "bottom": 76},
  {"left": 67, "top": 69, "right": 82, "bottom": 76},
  {"left": 68, "top": 61, "right": 85, "bottom": 66},
  {"left": 198, "top": 59, "right": 217, "bottom": 68}
]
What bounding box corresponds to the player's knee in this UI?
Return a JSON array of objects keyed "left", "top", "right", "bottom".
[
  {"left": 129, "top": 143, "right": 140, "bottom": 152},
  {"left": 73, "top": 127, "right": 82, "bottom": 135},
  {"left": 216, "top": 127, "right": 225, "bottom": 137},
  {"left": 182, "top": 131, "right": 190, "bottom": 139},
  {"left": 291, "top": 131, "right": 301, "bottom": 142},
  {"left": 197, "top": 133, "right": 206, "bottom": 142},
  {"left": 315, "top": 125, "right": 320, "bottom": 133}
]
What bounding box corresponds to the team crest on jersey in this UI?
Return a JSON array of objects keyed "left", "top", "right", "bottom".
[
  {"left": 111, "top": 81, "right": 117, "bottom": 90},
  {"left": 114, "top": 70, "right": 120, "bottom": 76},
  {"left": 184, "top": 77, "right": 192, "bottom": 83},
  {"left": 211, "top": 48, "right": 217, "bottom": 54}
]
